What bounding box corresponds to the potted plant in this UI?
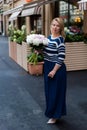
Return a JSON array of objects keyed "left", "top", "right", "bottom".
[
  {"left": 26, "top": 34, "right": 48, "bottom": 75},
  {"left": 13, "top": 25, "right": 26, "bottom": 45},
  {"left": 8, "top": 24, "right": 26, "bottom": 66},
  {"left": 15, "top": 25, "right": 26, "bottom": 66}
]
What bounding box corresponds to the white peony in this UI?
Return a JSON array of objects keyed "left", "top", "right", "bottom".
[
  {"left": 33, "top": 38, "right": 41, "bottom": 46},
  {"left": 26, "top": 34, "right": 35, "bottom": 44},
  {"left": 26, "top": 34, "right": 48, "bottom": 46},
  {"left": 43, "top": 38, "right": 48, "bottom": 45}
]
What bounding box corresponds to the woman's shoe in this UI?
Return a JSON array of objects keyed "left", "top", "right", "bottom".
[{"left": 47, "top": 118, "right": 57, "bottom": 124}]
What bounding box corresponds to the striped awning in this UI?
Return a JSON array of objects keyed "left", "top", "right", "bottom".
[
  {"left": 78, "top": 0, "right": 87, "bottom": 10},
  {"left": 23, "top": 0, "right": 58, "bottom": 9},
  {"left": 21, "top": 0, "right": 58, "bottom": 17},
  {"left": 21, "top": 4, "right": 41, "bottom": 17}
]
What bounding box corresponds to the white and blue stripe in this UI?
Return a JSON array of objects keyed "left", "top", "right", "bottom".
[{"left": 43, "top": 35, "right": 65, "bottom": 65}]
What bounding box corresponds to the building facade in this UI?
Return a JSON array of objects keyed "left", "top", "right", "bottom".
[{"left": 0, "top": 0, "right": 83, "bottom": 36}]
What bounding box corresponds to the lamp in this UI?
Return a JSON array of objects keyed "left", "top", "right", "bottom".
[{"left": 25, "top": 0, "right": 32, "bottom": 2}]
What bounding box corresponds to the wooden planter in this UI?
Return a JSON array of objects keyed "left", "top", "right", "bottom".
[
  {"left": 9, "top": 41, "right": 17, "bottom": 62},
  {"left": 22, "top": 42, "right": 31, "bottom": 71},
  {"left": 65, "top": 42, "right": 87, "bottom": 71},
  {"left": 8, "top": 41, "right": 87, "bottom": 72},
  {"left": 9, "top": 41, "right": 31, "bottom": 70},
  {"left": 17, "top": 44, "right": 22, "bottom": 67},
  {"left": 8, "top": 38, "right": 11, "bottom": 57},
  {"left": 9, "top": 41, "right": 13, "bottom": 58},
  {"left": 28, "top": 62, "right": 44, "bottom": 75}
]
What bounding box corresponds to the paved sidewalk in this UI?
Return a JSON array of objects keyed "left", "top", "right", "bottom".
[{"left": 0, "top": 36, "right": 87, "bottom": 130}]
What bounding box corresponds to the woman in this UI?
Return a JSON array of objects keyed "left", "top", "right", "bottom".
[{"left": 43, "top": 17, "right": 67, "bottom": 124}]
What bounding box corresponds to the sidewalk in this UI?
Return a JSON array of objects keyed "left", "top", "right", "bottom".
[{"left": 0, "top": 36, "right": 87, "bottom": 130}]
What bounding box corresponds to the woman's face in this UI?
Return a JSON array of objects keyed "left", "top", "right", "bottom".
[{"left": 50, "top": 20, "right": 60, "bottom": 35}]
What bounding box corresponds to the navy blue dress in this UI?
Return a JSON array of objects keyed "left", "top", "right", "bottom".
[{"left": 43, "top": 35, "right": 67, "bottom": 118}]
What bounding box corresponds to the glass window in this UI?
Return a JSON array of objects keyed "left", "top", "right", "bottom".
[{"left": 59, "top": 0, "right": 83, "bottom": 29}]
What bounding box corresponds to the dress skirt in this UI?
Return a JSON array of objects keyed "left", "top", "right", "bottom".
[{"left": 44, "top": 60, "right": 67, "bottom": 118}]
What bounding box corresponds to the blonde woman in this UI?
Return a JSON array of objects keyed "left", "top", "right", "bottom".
[{"left": 43, "top": 17, "right": 67, "bottom": 124}]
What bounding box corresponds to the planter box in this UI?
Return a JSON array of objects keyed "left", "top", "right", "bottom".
[
  {"left": 8, "top": 38, "right": 11, "bottom": 57},
  {"left": 65, "top": 42, "right": 87, "bottom": 71},
  {"left": 28, "top": 62, "right": 44, "bottom": 75},
  {"left": 8, "top": 41, "right": 87, "bottom": 72},
  {"left": 17, "top": 44, "right": 22, "bottom": 67},
  {"left": 9, "top": 41, "right": 13, "bottom": 58},
  {"left": 9, "top": 41, "right": 17, "bottom": 62},
  {"left": 9, "top": 41, "right": 31, "bottom": 71},
  {"left": 22, "top": 42, "right": 31, "bottom": 71}
]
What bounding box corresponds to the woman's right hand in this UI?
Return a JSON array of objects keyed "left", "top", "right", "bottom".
[{"left": 48, "top": 70, "right": 56, "bottom": 78}]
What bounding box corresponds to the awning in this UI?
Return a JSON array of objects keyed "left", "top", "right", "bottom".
[
  {"left": 21, "top": 0, "right": 58, "bottom": 17},
  {"left": 78, "top": 0, "right": 87, "bottom": 3},
  {"left": 78, "top": 0, "right": 87, "bottom": 10},
  {"left": 21, "top": 6, "right": 41, "bottom": 17},
  {"left": 23, "top": 0, "right": 58, "bottom": 8},
  {"left": 9, "top": 11, "right": 21, "bottom": 21},
  {"left": 3, "top": 5, "right": 23, "bottom": 15}
]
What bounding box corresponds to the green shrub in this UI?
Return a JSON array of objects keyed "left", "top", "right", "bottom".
[
  {"left": 65, "top": 34, "right": 85, "bottom": 43},
  {"left": 8, "top": 25, "right": 26, "bottom": 44}
]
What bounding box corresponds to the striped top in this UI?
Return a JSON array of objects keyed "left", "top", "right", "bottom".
[{"left": 43, "top": 35, "right": 65, "bottom": 66}]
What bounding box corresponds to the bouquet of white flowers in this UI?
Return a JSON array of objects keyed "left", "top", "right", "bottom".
[
  {"left": 26, "top": 34, "right": 48, "bottom": 48},
  {"left": 26, "top": 34, "right": 48, "bottom": 64}
]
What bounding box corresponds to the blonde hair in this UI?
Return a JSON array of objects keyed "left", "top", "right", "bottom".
[{"left": 51, "top": 17, "right": 66, "bottom": 38}]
